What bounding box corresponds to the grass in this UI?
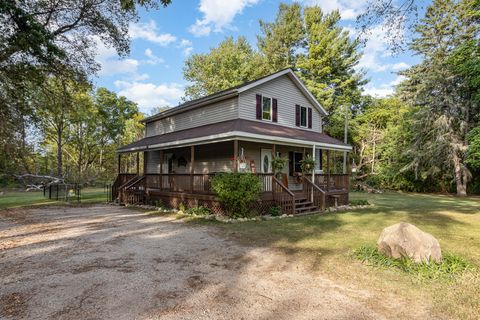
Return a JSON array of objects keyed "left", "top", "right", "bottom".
[
  {"left": 195, "top": 191, "right": 480, "bottom": 319},
  {"left": 0, "top": 188, "right": 107, "bottom": 209}
]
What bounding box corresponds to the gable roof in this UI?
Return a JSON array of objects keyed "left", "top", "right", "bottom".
[{"left": 142, "top": 68, "right": 328, "bottom": 124}]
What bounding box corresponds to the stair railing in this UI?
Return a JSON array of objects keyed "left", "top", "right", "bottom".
[
  {"left": 272, "top": 176, "right": 296, "bottom": 215},
  {"left": 301, "top": 176, "right": 326, "bottom": 211}
]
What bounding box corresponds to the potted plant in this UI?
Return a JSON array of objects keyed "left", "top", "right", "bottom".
[
  {"left": 271, "top": 156, "right": 287, "bottom": 179},
  {"left": 300, "top": 155, "right": 316, "bottom": 175}
]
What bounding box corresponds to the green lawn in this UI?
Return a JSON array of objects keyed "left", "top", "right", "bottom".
[
  {"left": 199, "top": 192, "right": 480, "bottom": 319},
  {"left": 0, "top": 188, "right": 107, "bottom": 209}
]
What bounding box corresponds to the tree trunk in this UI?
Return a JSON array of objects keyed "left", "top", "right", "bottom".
[{"left": 453, "top": 154, "right": 467, "bottom": 196}]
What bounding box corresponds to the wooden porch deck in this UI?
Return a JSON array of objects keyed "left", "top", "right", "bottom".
[{"left": 112, "top": 173, "right": 349, "bottom": 215}]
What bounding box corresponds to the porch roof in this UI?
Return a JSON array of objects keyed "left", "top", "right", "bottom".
[{"left": 117, "top": 119, "right": 351, "bottom": 153}]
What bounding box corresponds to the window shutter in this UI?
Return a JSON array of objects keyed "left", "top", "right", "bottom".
[
  {"left": 295, "top": 105, "right": 300, "bottom": 127},
  {"left": 272, "top": 98, "right": 278, "bottom": 122},
  {"left": 308, "top": 108, "right": 312, "bottom": 129},
  {"left": 256, "top": 94, "right": 262, "bottom": 119}
]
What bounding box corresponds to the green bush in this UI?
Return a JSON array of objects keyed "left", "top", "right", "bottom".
[
  {"left": 350, "top": 199, "right": 369, "bottom": 206},
  {"left": 211, "top": 173, "right": 262, "bottom": 217},
  {"left": 186, "top": 206, "right": 212, "bottom": 216},
  {"left": 353, "top": 245, "right": 474, "bottom": 281},
  {"left": 269, "top": 205, "right": 281, "bottom": 216}
]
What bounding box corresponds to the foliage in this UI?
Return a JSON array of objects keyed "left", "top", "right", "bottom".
[
  {"left": 211, "top": 173, "right": 262, "bottom": 217},
  {"left": 271, "top": 156, "right": 288, "bottom": 175},
  {"left": 269, "top": 205, "right": 282, "bottom": 216},
  {"left": 466, "top": 127, "right": 480, "bottom": 169},
  {"left": 349, "top": 199, "right": 370, "bottom": 206},
  {"left": 183, "top": 37, "right": 265, "bottom": 100},
  {"left": 185, "top": 206, "right": 212, "bottom": 216},
  {"left": 300, "top": 155, "right": 316, "bottom": 174},
  {"left": 353, "top": 245, "right": 474, "bottom": 281},
  {"left": 398, "top": 0, "right": 479, "bottom": 196}
]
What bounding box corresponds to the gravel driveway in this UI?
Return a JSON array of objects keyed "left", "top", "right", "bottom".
[{"left": 0, "top": 205, "right": 395, "bottom": 319}]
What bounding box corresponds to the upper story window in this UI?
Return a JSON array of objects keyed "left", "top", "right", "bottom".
[
  {"left": 295, "top": 104, "right": 312, "bottom": 129},
  {"left": 300, "top": 106, "right": 307, "bottom": 127},
  {"left": 262, "top": 96, "right": 272, "bottom": 121},
  {"left": 256, "top": 94, "right": 278, "bottom": 123}
]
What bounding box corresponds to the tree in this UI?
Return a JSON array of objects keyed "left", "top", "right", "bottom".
[
  {"left": 183, "top": 37, "right": 265, "bottom": 100},
  {"left": 258, "top": 2, "right": 305, "bottom": 72},
  {"left": 399, "top": 0, "right": 479, "bottom": 195}
]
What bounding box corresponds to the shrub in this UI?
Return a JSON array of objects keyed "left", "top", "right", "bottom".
[
  {"left": 353, "top": 245, "right": 474, "bottom": 281},
  {"left": 211, "top": 173, "right": 261, "bottom": 217},
  {"left": 186, "top": 206, "right": 212, "bottom": 216},
  {"left": 350, "top": 199, "right": 369, "bottom": 206},
  {"left": 178, "top": 202, "right": 186, "bottom": 212},
  {"left": 269, "top": 205, "right": 281, "bottom": 216}
]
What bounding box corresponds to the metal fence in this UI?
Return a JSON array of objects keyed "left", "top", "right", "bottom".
[{"left": 43, "top": 183, "right": 81, "bottom": 202}]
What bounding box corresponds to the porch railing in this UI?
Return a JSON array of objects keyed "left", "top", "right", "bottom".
[
  {"left": 272, "top": 176, "right": 295, "bottom": 215},
  {"left": 112, "top": 173, "right": 137, "bottom": 201},
  {"left": 301, "top": 176, "right": 326, "bottom": 211},
  {"left": 314, "top": 174, "right": 349, "bottom": 191},
  {"left": 121, "top": 175, "right": 146, "bottom": 205},
  {"left": 144, "top": 173, "right": 274, "bottom": 194}
]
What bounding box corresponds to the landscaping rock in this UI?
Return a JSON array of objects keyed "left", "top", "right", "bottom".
[{"left": 377, "top": 222, "right": 442, "bottom": 263}]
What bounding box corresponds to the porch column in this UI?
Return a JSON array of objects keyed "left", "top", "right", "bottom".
[
  {"left": 190, "top": 145, "right": 195, "bottom": 193},
  {"left": 136, "top": 152, "right": 140, "bottom": 175},
  {"left": 143, "top": 151, "right": 147, "bottom": 175},
  {"left": 159, "top": 150, "right": 164, "bottom": 190},
  {"left": 272, "top": 144, "right": 276, "bottom": 157},
  {"left": 311, "top": 145, "right": 315, "bottom": 182},
  {"left": 326, "top": 150, "right": 331, "bottom": 191},
  {"left": 117, "top": 154, "right": 121, "bottom": 174},
  {"left": 233, "top": 140, "right": 239, "bottom": 172}
]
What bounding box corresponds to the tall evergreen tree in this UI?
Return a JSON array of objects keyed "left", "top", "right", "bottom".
[{"left": 399, "top": 0, "right": 479, "bottom": 195}]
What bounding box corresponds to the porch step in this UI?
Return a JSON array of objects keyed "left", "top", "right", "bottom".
[
  {"left": 294, "top": 197, "right": 318, "bottom": 214},
  {"left": 295, "top": 205, "right": 318, "bottom": 213}
]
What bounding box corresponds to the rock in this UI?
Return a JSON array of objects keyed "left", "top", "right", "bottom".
[{"left": 378, "top": 222, "right": 442, "bottom": 263}]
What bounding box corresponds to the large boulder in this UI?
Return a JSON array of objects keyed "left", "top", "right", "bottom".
[{"left": 377, "top": 222, "right": 442, "bottom": 263}]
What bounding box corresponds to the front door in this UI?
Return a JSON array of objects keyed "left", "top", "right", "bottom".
[{"left": 260, "top": 149, "right": 272, "bottom": 173}]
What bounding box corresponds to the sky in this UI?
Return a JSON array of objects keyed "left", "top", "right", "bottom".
[{"left": 92, "top": 0, "right": 425, "bottom": 114}]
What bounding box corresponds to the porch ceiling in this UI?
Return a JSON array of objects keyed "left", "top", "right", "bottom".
[{"left": 117, "top": 119, "right": 351, "bottom": 153}]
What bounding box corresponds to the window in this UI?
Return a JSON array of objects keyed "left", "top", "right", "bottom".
[
  {"left": 300, "top": 106, "right": 307, "bottom": 127},
  {"left": 262, "top": 96, "right": 272, "bottom": 121}
]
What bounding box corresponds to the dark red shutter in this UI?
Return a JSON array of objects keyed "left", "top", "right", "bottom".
[
  {"left": 295, "top": 105, "right": 300, "bottom": 127},
  {"left": 308, "top": 108, "right": 312, "bottom": 128},
  {"left": 256, "top": 94, "right": 262, "bottom": 119},
  {"left": 272, "top": 98, "right": 278, "bottom": 122}
]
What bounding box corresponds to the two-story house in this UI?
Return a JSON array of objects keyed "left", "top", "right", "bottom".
[{"left": 112, "top": 68, "right": 351, "bottom": 214}]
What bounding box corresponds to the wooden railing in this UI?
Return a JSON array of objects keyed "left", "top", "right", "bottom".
[
  {"left": 272, "top": 176, "right": 295, "bottom": 215},
  {"left": 314, "top": 174, "right": 349, "bottom": 191},
  {"left": 121, "top": 175, "right": 146, "bottom": 205},
  {"left": 144, "top": 173, "right": 274, "bottom": 194},
  {"left": 112, "top": 173, "right": 137, "bottom": 201},
  {"left": 301, "top": 176, "right": 326, "bottom": 211}
]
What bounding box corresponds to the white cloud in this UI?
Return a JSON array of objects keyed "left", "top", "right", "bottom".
[
  {"left": 144, "top": 48, "right": 165, "bottom": 65},
  {"left": 303, "top": 0, "right": 365, "bottom": 20},
  {"left": 362, "top": 75, "right": 406, "bottom": 98},
  {"left": 129, "top": 20, "right": 176, "bottom": 46},
  {"left": 178, "top": 39, "right": 194, "bottom": 56},
  {"left": 114, "top": 81, "right": 184, "bottom": 112},
  {"left": 391, "top": 62, "right": 410, "bottom": 71},
  {"left": 94, "top": 38, "right": 140, "bottom": 76},
  {"left": 189, "top": 0, "right": 259, "bottom": 37}
]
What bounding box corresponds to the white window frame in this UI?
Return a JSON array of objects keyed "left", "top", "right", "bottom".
[
  {"left": 300, "top": 105, "right": 308, "bottom": 128},
  {"left": 261, "top": 95, "right": 273, "bottom": 121}
]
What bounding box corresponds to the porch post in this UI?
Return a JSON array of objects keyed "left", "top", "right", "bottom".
[
  {"left": 190, "top": 145, "right": 195, "bottom": 193},
  {"left": 326, "top": 150, "right": 331, "bottom": 191},
  {"left": 233, "top": 140, "right": 239, "bottom": 172},
  {"left": 311, "top": 145, "right": 315, "bottom": 182},
  {"left": 159, "top": 150, "right": 164, "bottom": 190},
  {"left": 143, "top": 151, "right": 147, "bottom": 175},
  {"left": 272, "top": 144, "right": 276, "bottom": 157},
  {"left": 136, "top": 152, "right": 140, "bottom": 175},
  {"left": 117, "top": 154, "right": 121, "bottom": 174}
]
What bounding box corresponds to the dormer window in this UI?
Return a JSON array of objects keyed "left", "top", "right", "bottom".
[{"left": 262, "top": 96, "right": 272, "bottom": 121}]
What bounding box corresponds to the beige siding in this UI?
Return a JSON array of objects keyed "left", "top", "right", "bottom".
[
  {"left": 238, "top": 75, "right": 323, "bottom": 132},
  {"left": 145, "top": 97, "right": 238, "bottom": 137}
]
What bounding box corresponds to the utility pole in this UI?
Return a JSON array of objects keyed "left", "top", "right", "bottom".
[{"left": 343, "top": 105, "right": 349, "bottom": 174}]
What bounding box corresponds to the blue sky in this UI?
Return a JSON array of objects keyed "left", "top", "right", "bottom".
[{"left": 92, "top": 0, "right": 425, "bottom": 114}]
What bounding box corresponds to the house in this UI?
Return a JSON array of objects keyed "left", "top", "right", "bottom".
[{"left": 112, "top": 68, "right": 352, "bottom": 214}]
